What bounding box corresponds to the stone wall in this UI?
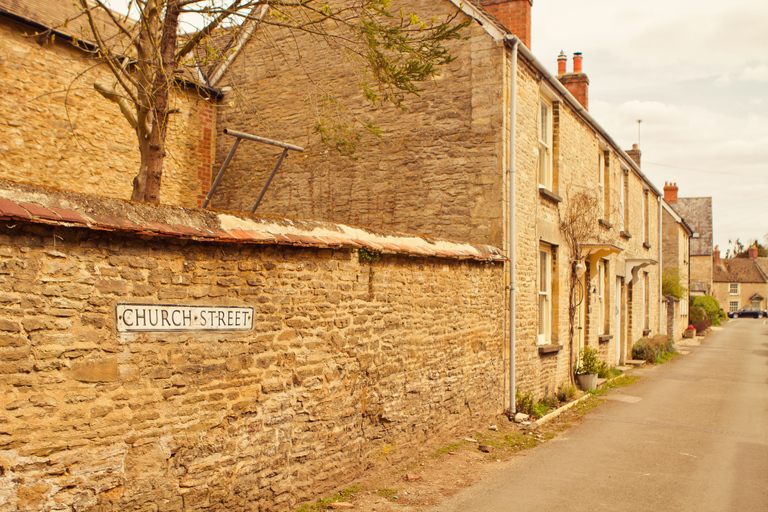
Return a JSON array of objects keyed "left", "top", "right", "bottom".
[
  {"left": 211, "top": 2, "right": 506, "bottom": 247},
  {"left": 0, "top": 16, "right": 215, "bottom": 208},
  {"left": 0, "top": 216, "right": 504, "bottom": 511}
]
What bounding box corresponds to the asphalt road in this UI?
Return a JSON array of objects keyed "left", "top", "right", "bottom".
[{"left": 442, "top": 319, "right": 768, "bottom": 512}]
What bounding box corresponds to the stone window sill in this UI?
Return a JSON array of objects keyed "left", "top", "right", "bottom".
[
  {"left": 538, "top": 187, "right": 563, "bottom": 203},
  {"left": 642, "top": 329, "right": 652, "bottom": 337},
  {"left": 538, "top": 344, "right": 563, "bottom": 355},
  {"left": 620, "top": 231, "right": 632, "bottom": 239},
  {"left": 599, "top": 219, "right": 612, "bottom": 229},
  {"left": 643, "top": 242, "right": 651, "bottom": 249},
  {"left": 598, "top": 335, "right": 612, "bottom": 343}
]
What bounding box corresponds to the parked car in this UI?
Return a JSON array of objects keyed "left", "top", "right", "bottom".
[{"left": 728, "top": 306, "right": 768, "bottom": 319}]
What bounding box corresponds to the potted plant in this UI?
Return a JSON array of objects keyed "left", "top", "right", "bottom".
[
  {"left": 683, "top": 325, "right": 696, "bottom": 338},
  {"left": 575, "top": 346, "right": 601, "bottom": 391}
]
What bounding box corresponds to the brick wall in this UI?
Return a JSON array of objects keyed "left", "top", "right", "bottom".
[
  {"left": 0, "top": 216, "right": 504, "bottom": 511},
  {"left": 0, "top": 17, "right": 214, "bottom": 208}
]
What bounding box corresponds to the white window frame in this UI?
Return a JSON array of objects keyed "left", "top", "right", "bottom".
[
  {"left": 538, "top": 97, "right": 553, "bottom": 191},
  {"left": 729, "top": 283, "right": 739, "bottom": 295},
  {"left": 642, "top": 190, "right": 649, "bottom": 245},
  {"left": 729, "top": 301, "right": 739, "bottom": 312},
  {"left": 538, "top": 244, "right": 552, "bottom": 345}
]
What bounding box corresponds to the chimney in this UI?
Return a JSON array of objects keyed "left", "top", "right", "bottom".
[
  {"left": 749, "top": 244, "right": 759, "bottom": 259},
  {"left": 480, "top": 0, "right": 533, "bottom": 48},
  {"left": 626, "top": 143, "right": 641, "bottom": 168},
  {"left": 664, "top": 182, "right": 678, "bottom": 203},
  {"left": 714, "top": 245, "right": 720, "bottom": 263},
  {"left": 557, "top": 50, "right": 567, "bottom": 74},
  {"left": 557, "top": 52, "right": 589, "bottom": 110}
]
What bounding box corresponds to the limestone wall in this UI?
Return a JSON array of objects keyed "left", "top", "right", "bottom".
[
  {"left": 0, "top": 219, "right": 504, "bottom": 511},
  {"left": 211, "top": 3, "right": 505, "bottom": 247},
  {"left": 0, "top": 17, "right": 214, "bottom": 208}
]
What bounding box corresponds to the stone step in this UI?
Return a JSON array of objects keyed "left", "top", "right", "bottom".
[
  {"left": 625, "top": 359, "right": 646, "bottom": 367},
  {"left": 615, "top": 365, "right": 633, "bottom": 372}
]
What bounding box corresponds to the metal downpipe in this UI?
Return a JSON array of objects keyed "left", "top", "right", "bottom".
[{"left": 507, "top": 36, "right": 519, "bottom": 415}]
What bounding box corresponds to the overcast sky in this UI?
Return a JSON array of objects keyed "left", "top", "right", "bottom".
[
  {"left": 105, "top": 0, "right": 765, "bottom": 253},
  {"left": 531, "top": 0, "right": 768, "bottom": 254}
]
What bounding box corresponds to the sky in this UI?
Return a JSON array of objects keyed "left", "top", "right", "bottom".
[{"left": 531, "top": 0, "right": 768, "bottom": 254}]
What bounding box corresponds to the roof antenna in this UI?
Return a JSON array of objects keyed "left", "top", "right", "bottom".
[{"left": 637, "top": 119, "right": 642, "bottom": 146}]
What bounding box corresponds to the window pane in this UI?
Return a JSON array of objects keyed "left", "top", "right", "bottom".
[{"left": 539, "top": 251, "right": 547, "bottom": 291}]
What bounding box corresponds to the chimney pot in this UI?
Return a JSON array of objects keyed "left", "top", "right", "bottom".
[
  {"left": 663, "top": 182, "right": 678, "bottom": 203},
  {"left": 557, "top": 51, "right": 567, "bottom": 75},
  {"left": 573, "top": 52, "right": 583, "bottom": 73},
  {"left": 749, "top": 244, "right": 759, "bottom": 259}
]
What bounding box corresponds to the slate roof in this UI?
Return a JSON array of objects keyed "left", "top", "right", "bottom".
[
  {"left": 713, "top": 258, "right": 767, "bottom": 284},
  {"left": 0, "top": 180, "right": 505, "bottom": 263},
  {"left": 670, "top": 197, "right": 713, "bottom": 256}
]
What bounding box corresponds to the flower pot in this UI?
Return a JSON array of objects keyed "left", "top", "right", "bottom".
[
  {"left": 683, "top": 329, "right": 695, "bottom": 339},
  {"left": 576, "top": 373, "right": 598, "bottom": 391}
]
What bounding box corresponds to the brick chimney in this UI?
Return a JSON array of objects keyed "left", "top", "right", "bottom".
[
  {"left": 626, "top": 144, "right": 641, "bottom": 168},
  {"left": 714, "top": 245, "right": 720, "bottom": 263},
  {"left": 557, "top": 52, "right": 589, "bottom": 110},
  {"left": 480, "top": 0, "right": 533, "bottom": 48},
  {"left": 749, "top": 244, "right": 759, "bottom": 259},
  {"left": 664, "top": 182, "right": 678, "bottom": 203}
]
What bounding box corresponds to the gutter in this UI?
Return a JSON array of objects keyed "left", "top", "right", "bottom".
[{"left": 505, "top": 36, "right": 519, "bottom": 416}]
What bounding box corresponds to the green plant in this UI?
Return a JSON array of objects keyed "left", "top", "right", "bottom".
[
  {"left": 556, "top": 383, "right": 578, "bottom": 403},
  {"left": 575, "top": 346, "right": 604, "bottom": 375},
  {"left": 631, "top": 335, "right": 677, "bottom": 364},
  {"left": 662, "top": 266, "right": 688, "bottom": 299},
  {"left": 515, "top": 389, "right": 535, "bottom": 416},
  {"left": 357, "top": 246, "right": 381, "bottom": 263},
  {"left": 692, "top": 296, "right": 722, "bottom": 326},
  {"left": 597, "top": 365, "right": 622, "bottom": 380}
]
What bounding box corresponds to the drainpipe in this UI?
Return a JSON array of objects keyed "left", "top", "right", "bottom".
[
  {"left": 658, "top": 196, "right": 663, "bottom": 333},
  {"left": 506, "top": 36, "right": 519, "bottom": 415}
]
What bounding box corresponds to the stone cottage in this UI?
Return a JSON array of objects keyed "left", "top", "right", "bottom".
[{"left": 209, "top": 0, "right": 665, "bottom": 401}]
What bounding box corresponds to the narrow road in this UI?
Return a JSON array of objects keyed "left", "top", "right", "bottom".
[{"left": 442, "top": 320, "right": 768, "bottom": 512}]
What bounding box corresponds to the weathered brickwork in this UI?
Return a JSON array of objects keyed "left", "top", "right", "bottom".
[
  {"left": 0, "top": 18, "right": 215, "bottom": 208},
  {"left": 0, "top": 219, "right": 504, "bottom": 511},
  {"left": 211, "top": 3, "right": 505, "bottom": 247}
]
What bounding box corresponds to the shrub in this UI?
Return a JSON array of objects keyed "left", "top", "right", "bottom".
[
  {"left": 692, "top": 296, "right": 722, "bottom": 326},
  {"left": 556, "top": 384, "right": 577, "bottom": 403},
  {"left": 631, "top": 334, "right": 677, "bottom": 364},
  {"left": 689, "top": 305, "right": 711, "bottom": 333},
  {"left": 515, "top": 390, "right": 535, "bottom": 416}
]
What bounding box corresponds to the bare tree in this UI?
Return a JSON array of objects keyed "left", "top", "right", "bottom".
[
  {"left": 558, "top": 187, "right": 612, "bottom": 380},
  {"left": 73, "top": 0, "right": 468, "bottom": 203}
]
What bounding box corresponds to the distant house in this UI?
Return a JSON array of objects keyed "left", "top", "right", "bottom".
[
  {"left": 663, "top": 183, "right": 713, "bottom": 297},
  {"left": 712, "top": 245, "right": 768, "bottom": 313}
]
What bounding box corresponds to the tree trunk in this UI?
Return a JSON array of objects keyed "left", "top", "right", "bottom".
[{"left": 130, "top": 0, "right": 181, "bottom": 204}]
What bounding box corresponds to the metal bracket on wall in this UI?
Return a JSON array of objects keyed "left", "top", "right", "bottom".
[{"left": 201, "top": 128, "right": 304, "bottom": 212}]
